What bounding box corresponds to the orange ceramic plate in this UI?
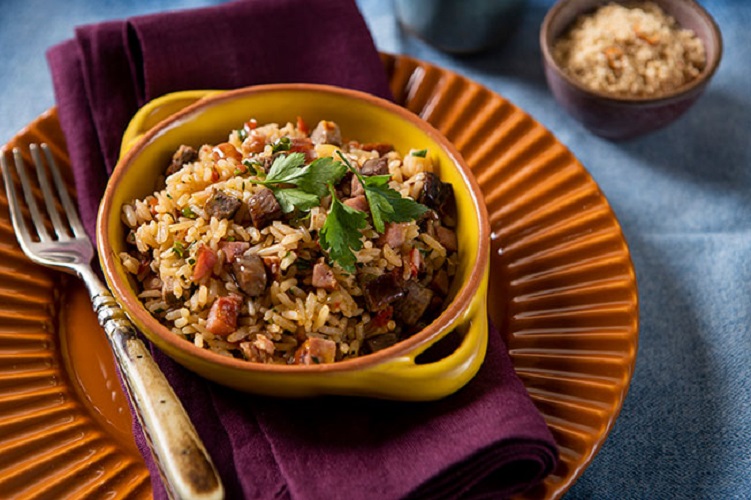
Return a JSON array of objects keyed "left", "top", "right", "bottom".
[{"left": 0, "top": 54, "right": 637, "bottom": 499}]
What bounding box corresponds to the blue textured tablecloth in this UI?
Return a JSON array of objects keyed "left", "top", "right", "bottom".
[{"left": 1, "top": 0, "right": 749, "bottom": 498}]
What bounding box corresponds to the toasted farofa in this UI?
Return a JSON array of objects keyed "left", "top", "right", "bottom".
[
  {"left": 120, "top": 119, "right": 459, "bottom": 365},
  {"left": 553, "top": 2, "right": 706, "bottom": 97}
]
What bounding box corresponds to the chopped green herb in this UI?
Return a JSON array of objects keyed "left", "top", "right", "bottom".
[
  {"left": 187, "top": 257, "right": 196, "bottom": 265},
  {"left": 411, "top": 149, "right": 428, "bottom": 158},
  {"left": 226, "top": 235, "right": 236, "bottom": 242},
  {"left": 234, "top": 168, "right": 243, "bottom": 176},
  {"left": 236, "top": 128, "right": 248, "bottom": 141},
  {"left": 154, "top": 308, "right": 165, "bottom": 314},
  {"left": 312, "top": 356, "right": 321, "bottom": 364},
  {"left": 248, "top": 153, "right": 347, "bottom": 213},
  {"left": 336, "top": 151, "right": 429, "bottom": 233},
  {"left": 172, "top": 241, "right": 186, "bottom": 258},
  {"left": 166, "top": 193, "right": 173, "bottom": 199},
  {"left": 181, "top": 206, "right": 197, "bottom": 219},
  {"left": 320, "top": 184, "right": 367, "bottom": 273},
  {"left": 271, "top": 136, "right": 292, "bottom": 153}
]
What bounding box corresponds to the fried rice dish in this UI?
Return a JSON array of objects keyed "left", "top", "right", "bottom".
[{"left": 120, "top": 118, "right": 459, "bottom": 365}]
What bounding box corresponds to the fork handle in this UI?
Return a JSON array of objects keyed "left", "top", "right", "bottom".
[{"left": 91, "top": 292, "right": 224, "bottom": 500}]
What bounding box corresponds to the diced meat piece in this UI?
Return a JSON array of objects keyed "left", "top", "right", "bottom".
[
  {"left": 240, "top": 335, "right": 275, "bottom": 363},
  {"left": 350, "top": 175, "right": 365, "bottom": 197},
  {"left": 206, "top": 295, "right": 243, "bottom": 336},
  {"left": 371, "top": 306, "right": 393, "bottom": 328},
  {"left": 290, "top": 137, "right": 316, "bottom": 163},
  {"left": 312, "top": 261, "right": 338, "bottom": 291},
  {"left": 242, "top": 132, "right": 267, "bottom": 155},
  {"left": 394, "top": 281, "right": 434, "bottom": 326},
  {"left": 343, "top": 195, "right": 369, "bottom": 212},
  {"left": 360, "top": 156, "right": 389, "bottom": 176},
  {"left": 232, "top": 254, "right": 267, "bottom": 297},
  {"left": 262, "top": 255, "right": 282, "bottom": 280},
  {"left": 378, "top": 222, "right": 409, "bottom": 249},
  {"left": 434, "top": 225, "right": 458, "bottom": 252},
  {"left": 247, "top": 188, "right": 283, "bottom": 228},
  {"left": 418, "top": 172, "right": 457, "bottom": 227},
  {"left": 296, "top": 116, "right": 309, "bottom": 135},
  {"left": 166, "top": 145, "right": 198, "bottom": 176},
  {"left": 429, "top": 269, "right": 450, "bottom": 296},
  {"left": 363, "top": 272, "right": 406, "bottom": 312},
  {"left": 310, "top": 120, "right": 342, "bottom": 146},
  {"left": 219, "top": 241, "right": 250, "bottom": 263},
  {"left": 193, "top": 245, "right": 218, "bottom": 282},
  {"left": 205, "top": 190, "right": 242, "bottom": 220},
  {"left": 293, "top": 337, "right": 337, "bottom": 365},
  {"left": 212, "top": 142, "right": 242, "bottom": 162},
  {"left": 361, "top": 143, "right": 394, "bottom": 156},
  {"left": 365, "top": 333, "right": 399, "bottom": 353},
  {"left": 161, "top": 276, "right": 182, "bottom": 306}
]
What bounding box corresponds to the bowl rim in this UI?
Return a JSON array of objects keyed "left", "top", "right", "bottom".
[
  {"left": 540, "top": 0, "right": 723, "bottom": 104},
  {"left": 98, "top": 83, "right": 491, "bottom": 374}
]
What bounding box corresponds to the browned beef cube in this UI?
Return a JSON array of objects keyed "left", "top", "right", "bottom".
[
  {"left": 363, "top": 272, "right": 406, "bottom": 312},
  {"left": 247, "top": 188, "right": 282, "bottom": 229},
  {"left": 360, "top": 156, "right": 389, "bottom": 176},
  {"left": 166, "top": 145, "right": 198, "bottom": 175},
  {"left": 231, "top": 254, "right": 267, "bottom": 297},
  {"left": 418, "top": 172, "right": 457, "bottom": 227},
  {"left": 206, "top": 190, "right": 242, "bottom": 220},
  {"left": 310, "top": 120, "right": 342, "bottom": 146},
  {"left": 394, "top": 281, "right": 434, "bottom": 326}
]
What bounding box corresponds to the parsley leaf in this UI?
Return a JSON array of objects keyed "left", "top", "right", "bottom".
[
  {"left": 336, "top": 151, "right": 429, "bottom": 233},
  {"left": 411, "top": 149, "right": 428, "bottom": 157},
  {"left": 264, "top": 152, "right": 307, "bottom": 182},
  {"left": 320, "top": 184, "right": 367, "bottom": 273},
  {"left": 250, "top": 153, "right": 346, "bottom": 213},
  {"left": 296, "top": 157, "right": 348, "bottom": 197},
  {"left": 273, "top": 187, "right": 320, "bottom": 213}
]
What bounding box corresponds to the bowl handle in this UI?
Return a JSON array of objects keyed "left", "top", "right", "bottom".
[
  {"left": 120, "top": 90, "right": 219, "bottom": 158},
  {"left": 354, "top": 271, "right": 489, "bottom": 401}
]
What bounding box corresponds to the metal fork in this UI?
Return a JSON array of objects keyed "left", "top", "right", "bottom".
[{"left": 1, "top": 144, "right": 224, "bottom": 500}]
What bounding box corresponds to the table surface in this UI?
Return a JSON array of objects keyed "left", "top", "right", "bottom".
[{"left": 1, "top": 0, "right": 749, "bottom": 498}]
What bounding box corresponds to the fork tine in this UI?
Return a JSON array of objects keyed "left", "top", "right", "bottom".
[
  {"left": 12, "top": 148, "right": 52, "bottom": 243},
  {"left": 41, "top": 144, "right": 87, "bottom": 239},
  {"left": 30, "top": 144, "right": 70, "bottom": 241},
  {"left": 1, "top": 151, "right": 35, "bottom": 250}
]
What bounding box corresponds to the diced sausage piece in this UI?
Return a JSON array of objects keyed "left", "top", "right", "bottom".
[
  {"left": 434, "top": 225, "right": 458, "bottom": 252},
  {"left": 429, "top": 269, "right": 450, "bottom": 296},
  {"left": 361, "top": 143, "right": 394, "bottom": 156},
  {"left": 310, "top": 120, "right": 342, "bottom": 146},
  {"left": 293, "top": 337, "right": 337, "bottom": 365},
  {"left": 219, "top": 241, "right": 250, "bottom": 263},
  {"left": 394, "top": 281, "right": 434, "bottom": 326},
  {"left": 166, "top": 145, "right": 198, "bottom": 175},
  {"left": 247, "top": 188, "right": 283, "bottom": 229},
  {"left": 365, "top": 333, "right": 399, "bottom": 354},
  {"left": 312, "top": 261, "right": 338, "bottom": 291},
  {"left": 350, "top": 175, "right": 365, "bottom": 197},
  {"left": 193, "top": 245, "right": 218, "bottom": 282},
  {"left": 232, "top": 254, "right": 268, "bottom": 297},
  {"left": 240, "top": 335, "right": 275, "bottom": 363},
  {"left": 242, "top": 132, "right": 267, "bottom": 155},
  {"left": 206, "top": 190, "right": 242, "bottom": 220},
  {"left": 212, "top": 142, "right": 242, "bottom": 162},
  {"left": 418, "top": 172, "right": 457, "bottom": 227},
  {"left": 206, "top": 295, "right": 243, "bottom": 336},
  {"left": 343, "top": 195, "right": 369, "bottom": 212},
  {"left": 363, "top": 272, "right": 406, "bottom": 312},
  {"left": 378, "top": 222, "right": 409, "bottom": 250},
  {"left": 408, "top": 247, "right": 422, "bottom": 278},
  {"left": 360, "top": 156, "right": 389, "bottom": 176},
  {"left": 290, "top": 137, "right": 316, "bottom": 163}
]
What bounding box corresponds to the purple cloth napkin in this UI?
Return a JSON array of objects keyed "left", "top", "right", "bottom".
[{"left": 46, "top": 1, "right": 557, "bottom": 498}]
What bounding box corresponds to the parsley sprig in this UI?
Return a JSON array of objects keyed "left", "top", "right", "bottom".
[
  {"left": 247, "top": 152, "right": 347, "bottom": 213},
  {"left": 317, "top": 152, "right": 429, "bottom": 272}
]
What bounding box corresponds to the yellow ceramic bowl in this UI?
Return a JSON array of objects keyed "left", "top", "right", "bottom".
[{"left": 98, "top": 84, "right": 490, "bottom": 400}]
